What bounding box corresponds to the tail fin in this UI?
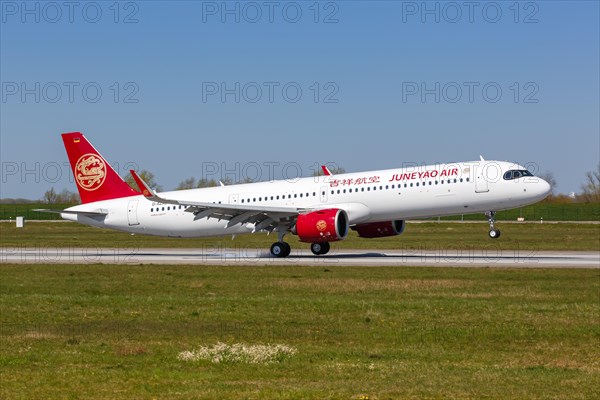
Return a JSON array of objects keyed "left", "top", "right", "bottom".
[{"left": 62, "top": 132, "right": 140, "bottom": 204}]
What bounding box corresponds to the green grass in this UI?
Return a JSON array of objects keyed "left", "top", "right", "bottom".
[
  {"left": 1, "top": 202, "right": 599, "bottom": 221},
  {"left": 2, "top": 221, "right": 599, "bottom": 251},
  {"left": 1, "top": 264, "right": 598, "bottom": 399}
]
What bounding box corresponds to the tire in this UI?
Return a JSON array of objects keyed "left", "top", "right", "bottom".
[
  {"left": 282, "top": 242, "right": 291, "bottom": 257},
  {"left": 310, "top": 242, "right": 330, "bottom": 255},
  {"left": 271, "top": 242, "right": 289, "bottom": 258},
  {"left": 488, "top": 229, "right": 501, "bottom": 239}
]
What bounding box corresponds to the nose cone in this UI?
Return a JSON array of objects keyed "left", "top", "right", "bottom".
[{"left": 537, "top": 179, "right": 552, "bottom": 199}]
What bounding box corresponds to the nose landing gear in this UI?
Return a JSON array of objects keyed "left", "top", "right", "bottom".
[{"left": 485, "top": 211, "right": 501, "bottom": 239}]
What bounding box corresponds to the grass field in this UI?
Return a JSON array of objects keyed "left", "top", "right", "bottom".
[
  {"left": 0, "top": 264, "right": 598, "bottom": 399},
  {"left": 1, "top": 202, "right": 599, "bottom": 221},
  {"left": 1, "top": 221, "right": 599, "bottom": 251}
]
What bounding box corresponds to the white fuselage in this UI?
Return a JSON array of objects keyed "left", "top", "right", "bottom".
[{"left": 62, "top": 160, "right": 551, "bottom": 238}]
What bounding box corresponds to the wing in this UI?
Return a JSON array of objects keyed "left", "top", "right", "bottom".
[{"left": 129, "top": 170, "right": 303, "bottom": 232}]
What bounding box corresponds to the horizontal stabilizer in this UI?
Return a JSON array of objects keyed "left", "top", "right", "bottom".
[{"left": 34, "top": 209, "right": 108, "bottom": 216}]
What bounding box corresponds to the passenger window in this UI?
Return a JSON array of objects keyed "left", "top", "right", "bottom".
[
  {"left": 429, "top": 181, "right": 432, "bottom": 185},
  {"left": 162, "top": 207, "right": 164, "bottom": 211},
  {"left": 150, "top": 208, "right": 153, "bottom": 212},
  {"left": 361, "top": 188, "right": 365, "bottom": 192},
  {"left": 294, "top": 194, "right": 297, "bottom": 198},
  {"left": 241, "top": 199, "right": 244, "bottom": 203}
]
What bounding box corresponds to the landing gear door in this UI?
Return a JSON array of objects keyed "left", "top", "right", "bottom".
[{"left": 127, "top": 200, "right": 140, "bottom": 226}]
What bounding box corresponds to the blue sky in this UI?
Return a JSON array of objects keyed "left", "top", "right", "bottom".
[{"left": 1, "top": 0, "right": 598, "bottom": 198}]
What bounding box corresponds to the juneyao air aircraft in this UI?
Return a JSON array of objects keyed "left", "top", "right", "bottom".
[{"left": 38, "top": 132, "right": 551, "bottom": 257}]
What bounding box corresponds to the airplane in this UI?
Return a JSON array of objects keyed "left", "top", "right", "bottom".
[{"left": 37, "top": 132, "right": 551, "bottom": 258}]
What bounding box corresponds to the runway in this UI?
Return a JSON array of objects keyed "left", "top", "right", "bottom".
[{"left": 1, "top": 247, "right": 598, "bottom": 268}]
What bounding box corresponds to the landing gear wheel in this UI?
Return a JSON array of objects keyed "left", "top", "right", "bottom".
[
  {"left": 310, "top": 242, "right": 330, "bottom": 256},
  {"left": 485, "top": 211, "right": 501, "bottom": 239},
  {"left": 271, "top": 242, "right": 291, "bottom": 258},
  {"left": 282, "top": 242, "right": 291, "bottom": 256},
  {"left": 488, "top": 229, "right": 501, "bottom": 239}
]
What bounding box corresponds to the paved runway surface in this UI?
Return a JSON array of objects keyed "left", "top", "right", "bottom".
[{"left": 1, "top": 247, "right": 598, "bottom": 268}]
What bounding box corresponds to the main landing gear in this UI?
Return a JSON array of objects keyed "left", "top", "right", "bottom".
[
  {"left": 270, "top": 227, "right": 332, "bottom": 258},
  {"left": 310, "top": 242, "right": 330, "bottom": 256},
  {"left": 485, "top": 211, "right": 501, "bottom": 239},
  {"left": 271, "top": 227, "right": 292, "bottom": 258},
  {"left": 270, "top": 242, "right": 291, "bottom": 258},
  {"left": 270, "top": 241, "right": 332, "bottom": 257}
]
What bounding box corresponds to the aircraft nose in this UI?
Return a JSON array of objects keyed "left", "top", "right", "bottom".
[{"left": 538, "top": 179, "right": 551, "bottom": 198}]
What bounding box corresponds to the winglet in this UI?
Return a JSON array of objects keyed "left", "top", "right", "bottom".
[
  {"left": 479, "top": 155, "right": 485, "bottom": 161},
  {"left": 321, "top": 165, "right": 332, "bottom": 176},
  {"left": 129, "top": 170, "right": 157, "bottom": 198}
]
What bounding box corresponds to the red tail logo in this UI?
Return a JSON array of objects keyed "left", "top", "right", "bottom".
[
  {"left": 62, "top": 132, "right": 140, "bottom": 204},
  {"left": 75, "top": 154, "right": 106, "bottom": 191}
]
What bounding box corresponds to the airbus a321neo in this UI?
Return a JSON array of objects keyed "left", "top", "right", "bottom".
[{"left": 38, "top": 132, "right": 551, "bottom": 257}]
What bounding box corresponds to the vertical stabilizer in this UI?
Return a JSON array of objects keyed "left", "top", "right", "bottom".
[{"left": 62, "top": 132, "right": 140, "bottom": 204}]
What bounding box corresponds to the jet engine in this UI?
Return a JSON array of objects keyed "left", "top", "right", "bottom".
[
  {"left": 353, "top": 220, "right": 405, "bottom": 238},
  {"left": 294, "top": 209, "right": 349, "bottom": 243}
]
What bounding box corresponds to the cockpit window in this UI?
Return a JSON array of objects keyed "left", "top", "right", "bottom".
[{"left": 503, "top": 169, "right": 533, "bottom": 180}]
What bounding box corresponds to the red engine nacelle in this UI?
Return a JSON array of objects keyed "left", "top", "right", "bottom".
[
  {"left": 294, "top": 209, "right": 349, "bottom": 243},
  {"left": 353, "top": 220, "right": 405, "bottom": 238}
]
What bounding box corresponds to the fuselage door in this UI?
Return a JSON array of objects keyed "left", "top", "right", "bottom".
[
  {"left": 228, "top": 193, "right": 239, "bottom": 204},
  {"left": 127, "top": 200, "right": 140, "bottom": 226},
  {"left": 320, "top": 186, "right": 328, "bottom": 203},
  {"left": 475, "top": 169, "right": 489, "bottom": 193}
]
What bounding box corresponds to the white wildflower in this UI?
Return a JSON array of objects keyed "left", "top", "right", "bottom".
[{"left": 177, "top": 342, "right": 297, "bottom": 364}]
